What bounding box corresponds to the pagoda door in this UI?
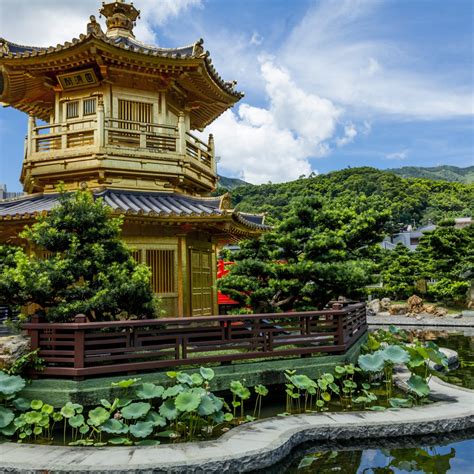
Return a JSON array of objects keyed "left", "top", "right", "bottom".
[{"left": 189, "top": 249, "right": 213, "bottom": 316}]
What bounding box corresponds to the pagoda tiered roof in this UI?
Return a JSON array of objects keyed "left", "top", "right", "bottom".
[{"left": 0, "top": 21, "right": 242, "bottom": 128}]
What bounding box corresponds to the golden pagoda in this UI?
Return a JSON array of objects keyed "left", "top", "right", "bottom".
[{"left": 0, "top": 0, "right": 268, "bottom": 317}]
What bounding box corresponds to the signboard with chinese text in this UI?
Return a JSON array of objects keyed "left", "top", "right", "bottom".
[{"left": 57, "top": 69, "right": 99, "bottom": 90}]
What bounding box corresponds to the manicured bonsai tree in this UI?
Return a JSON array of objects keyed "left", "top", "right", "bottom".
[{"left": 0, "top": 189, "right": 158, "bottom": 322}]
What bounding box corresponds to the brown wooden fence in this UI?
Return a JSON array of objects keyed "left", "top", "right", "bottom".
[{"left": 23, "top": 302, "right": 367, "bottom": 379}]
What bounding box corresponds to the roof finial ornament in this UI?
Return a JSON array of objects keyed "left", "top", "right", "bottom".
[
  {"left": 99, "top": 0, "right": 140, "bottom": 39},
  {"left": 87, "top": 15, "right": 104, "bottom": 36}
]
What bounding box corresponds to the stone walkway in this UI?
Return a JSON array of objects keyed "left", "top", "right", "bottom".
[
  {"left": 368, "top": 313, "right": 474, "bottom": 327},
  {"left": 1, "top": 374, "right": 473, "bottom": 473}
]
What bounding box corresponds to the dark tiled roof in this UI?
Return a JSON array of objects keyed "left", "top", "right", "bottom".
[{"left": 0, "top": 190, "right": 270, "bottom": 232}]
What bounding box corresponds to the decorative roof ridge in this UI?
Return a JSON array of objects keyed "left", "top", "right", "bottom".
[
  {"left": 0, "top": 38, "right": 47, "bottom": 53},
  {"left": 0, "top": 191, "right": 44, "bottom": 204},
  {"left": 238, "top": 211, "right": 267, "bottom": 224},
  {"left": 232, "top": 212, "right": 272, "bottom": 231}
]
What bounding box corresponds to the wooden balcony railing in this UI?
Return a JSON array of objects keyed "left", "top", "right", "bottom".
[
  {"left": 27, "top": 116, "right": 214, "bottom": 171},
  {"left": 23, "top": 303, "right": 367, "bottom": 379}
]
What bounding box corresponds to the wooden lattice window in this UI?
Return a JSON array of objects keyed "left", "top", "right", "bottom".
[
  {"left": 118, "top": 99, "right": 152, "bottom": 130},
  {"left": 66, "top": 101, "right": 79, "bottom": 119},
  {"left": 146, "top": 249, "right": 176, "bottom": 294},
  {"left": 83, "top": 98, "right": 96, "bottom": 116},
  {"left": 130, "top": 250, "right": 142, "bottom": 263}
]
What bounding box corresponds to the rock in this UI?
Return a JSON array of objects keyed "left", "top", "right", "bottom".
[
  {"left": 424, "top": 304, "right": 437, "bottom": 314},
  {"left": 389, "top": 304, "right": 407, "bottom": 315},
  {"left": 407, "top": 295, "right": 424, "bottom": 314},
  {"left": 0, "top": 335, "right": 31, "bottom": 371},
  {"left": 451, "top": 313, "right": 462, "bottom": 319},
  {"left": 380, "top": 298, "right": 391, "bottom": 311},
  {"left": 416, "top": 315, "right": 423, "bottom": 320},
  {"left": 367, "top": 299, "right": 381, "bottom": 315},
  {"left": 434, "top": 307, "right": 448, "bottom": 317}
]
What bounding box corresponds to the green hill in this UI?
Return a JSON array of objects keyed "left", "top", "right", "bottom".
[
  {"left": 224, "top": 167, "right": 473, "bottom": 227},
  {"left": 217, "top": 175, "right": 249, "bottom": 190},
  {"left": 386, "top": 165, "right": 474, "bottom": 183}
]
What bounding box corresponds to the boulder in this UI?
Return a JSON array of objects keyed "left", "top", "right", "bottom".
[
  {"left": 424, "top": 304, "right": 437, "bottom": 314},
  {"left": 380, "top": 298, "right": 391, "bottom": 311},
  {"left": 389, "top": 304, "right": 408, "bottom": 315},
  {"left": 0, "top": 335, "right": 31, "bottom": 371},
  {"left": 367, "top": 299, "right": 381, "bottom": 315},
  {"left": 407, "top": 295, "right": 424, "bottom": 313},
  {"left": 434, "top": 307, "right": 448, "bottom": 317}
]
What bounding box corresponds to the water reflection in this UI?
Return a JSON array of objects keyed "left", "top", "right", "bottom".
[{"left": 257, "top": 430, "right": 474, "bottom": 473}]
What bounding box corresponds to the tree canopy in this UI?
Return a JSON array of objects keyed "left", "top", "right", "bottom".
[{"left": 0, "top": 190, "right": 157, "bottom": 322}]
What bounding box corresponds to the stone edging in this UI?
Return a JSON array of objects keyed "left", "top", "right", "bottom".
[{"left": 1, "top": 374, "right": 473, "bottom": 473}]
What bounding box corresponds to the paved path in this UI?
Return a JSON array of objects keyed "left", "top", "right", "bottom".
[
  {"left": 1, "top": 374, "right": 473, "bottom": 473},
  {"left": 368, "top": 314, "right": 474, "bottom": 327}
]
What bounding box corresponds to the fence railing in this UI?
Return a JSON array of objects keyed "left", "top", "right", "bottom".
[{"left": 23, "top": 303, "right": 367, "bottom": 379}]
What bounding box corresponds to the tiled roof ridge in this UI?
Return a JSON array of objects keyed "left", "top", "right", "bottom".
[{"left": 0, "top": 33, "right": 242, "bottom": 98}]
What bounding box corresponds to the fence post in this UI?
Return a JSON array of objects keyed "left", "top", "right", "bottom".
[
  {"left": 73, "top": 314, "right": 87, "bottom": 377},
  {"left": 332, "top": 303, "right": 345, "bottom": 350}
]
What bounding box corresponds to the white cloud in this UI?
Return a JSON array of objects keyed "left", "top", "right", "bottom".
[
  {"left": 0, "top": 0, "right": 202, "bottom": 46},
  {"left": 250, "top": 32, "right": 263, "bottom": 46},
  {"left": 384, "top": 150, "right": 408, "bottom": 160},
  {"left": 280, "top": 0, "right": 473, "bottom": 119},
  {"left": 336, "top": 123, "right": 357, "bottom": 147},
  {"left": 210, "top": 59, "right": 341, "bottom": 184}
]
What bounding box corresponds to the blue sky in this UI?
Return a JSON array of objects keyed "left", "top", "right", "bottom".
[{"left": 0, "top": 0, "right": 473, "bottom": 189}]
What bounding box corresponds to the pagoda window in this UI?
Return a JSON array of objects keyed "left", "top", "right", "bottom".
[
  {"left": 66, "top": 101, "right": 79, "bottom": 119},
  {"left": 118, "top": 99, "right": 153, "bottom": 130},
  {"left": 146, "top": 249, "right": 176, "bottom": 294},
  {"left": 83, "top": 98, "right": 96, "bottom": 116}
]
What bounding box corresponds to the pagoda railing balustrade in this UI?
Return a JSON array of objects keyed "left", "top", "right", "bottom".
[{"left": 26, "top": 115, "right": 214, "bottom": 172}]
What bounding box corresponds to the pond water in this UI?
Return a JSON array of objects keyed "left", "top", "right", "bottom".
[{"left": 258, "top": 329, "right": 474, "bottom": 473}]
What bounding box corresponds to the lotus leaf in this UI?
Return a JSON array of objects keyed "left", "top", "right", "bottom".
[
  {"left": 41, "top": 404, "right": 54, "bottom": 415},
  {"left": 255, "top": 385, "right": 269, "bottom": 396},
  {"left": 155, "top": 430, "right": 177, "bottom": 438},
  {"left": 130, "top": 421, "right": 154, "bottom": 438},
  {"left": 111, "top": 378, "right": 140, "bottom": 388},
  {"left": 223, "top": 412, "right": 233, "bottom": 422},
  {"left": 353, "top": 396, "right": 368, "bottom": 404},
  {"left": 38, "top": 413, "right": 50, "bottom": 427},
  {"left": 321, "top": 392, "right": 331, "bottom": 402},
  {"left": 68, "top": 414, "right": 85, "bottom": 428},
  {"left": 163, "top": 384, "right": 184, "bottom": 399},
  {"left": 366, "top": 406, "right": 386, "bottom": 411},
  {"left": 389, "top": 398, "right": 413, "bottom": 408},
  {"left": 100, "top": 418, "right": 129, "bottom": 434},
  {"left": 382, "top": 345, "right": 410, "bottom": 364},
  {"left": 121, "top": 402, "right": 151, "bottom": 420},
  {"left": 358, "top": 352, "right": 385, "bottom": 372},
  {"left": 0, "top": 406, "right": 15, "bottom": 428},
  {"left": 145, "top": 411, "right": 167, "bottom": 427},
  {"left": 344, "top": 364, "right": 355, "bottom": 374},
  {"left": 166, "top": 371, "right": 179, "bottom": 379},
  {"left": 407, "top": 375, "right": 430, "bottom": 397},
  {"left": 135, "top": 439, "right": 161, "bottom": 446},
  {"left": 321, "top": 373, "right": 335, "bottom": 384},
  {"left": 30, "top": 400, "right": 43, "bottom": 410},
  {"left": 117, "top": 398, "right": 132, "bottom": 408},
  {"left": 0, "top": 422, "right": 17, "bottom": 436},
  {"left": 230, "top": 381, "right": 250, "bottom": 399},
  {"left": 175, "top": 391, "right": 202, "bottom": 412},
  {"left": 334, "top": 366, "right": 345, "bottom": 375},
  {"left": 212, "top": 411, "right": 225, "bottom": 424},
  {"left": 135, "top": 383, "right": 165, "bottom": 400},
  {"left": 290, "top": 374, "right": 315, "bottom": 390},
  {"left": 79, "top": 425, "right": 90, "bottom": 435},
  {"left": 60, "top": 404, "right": 75, "bottom": 418},
  {"left": 199, "top": 367, "right": 215, "bottom": 381},
  {"left": 197, "top": 395, "right": 219, "bottom": 416},
  {"left": 88, "top": 406, "right": 110, "bottom": 426},
  {"left": 100, "top": 399, "right": 111, "bottom": 409},
  {"left": 190, "top": 373, "right": 204, "bottom": 386},
  {"left": 14, "top": 415, "right": 26, "bottom": 428},
  {"left": 52, "top": 412, "right": 63, "bottom": 422},
  {"left": 0, "top": 374, "right": 26, "bottom": 396},
  {"left": 177, "top": 373, "right": 194, "bottom": 386},
  {"left": 316, "top": 400, "right": 325, "bottom": 408},
  {"left": 329, "top": 383, "right": 340, "bottom": 394},
  {"left": 108, "top": 437, "right": 133, "bottom": 445},
  {"left": 24, "top": 411, "right": 42, "bottom": 424},
  {"left": 12, "top": 397, "right": 30, "bottom": 412},
  {"left": 159, "top": 399, "right": 178, "bottom": 420}
]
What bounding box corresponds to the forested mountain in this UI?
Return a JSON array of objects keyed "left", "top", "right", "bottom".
[
  {"left": 220, "top": 167, "right": 473, "bottom": 228},
  {"left": 386, "top": 165, "right": 474, "bottom": 183},
  {"left": 217, "top": 175, "right": 249, "bottom": 189}
]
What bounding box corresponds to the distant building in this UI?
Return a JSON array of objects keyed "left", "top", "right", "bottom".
[
  {"left": 382, "top": 218, "right": 472, "bottom": 251},
  {"left": 0, "top": 185, "right": 24, "bottom": 200}
]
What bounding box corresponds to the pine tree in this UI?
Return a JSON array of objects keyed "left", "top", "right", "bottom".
[{"left": 0, "top": 190, "right": 157, "bottom": 322}]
